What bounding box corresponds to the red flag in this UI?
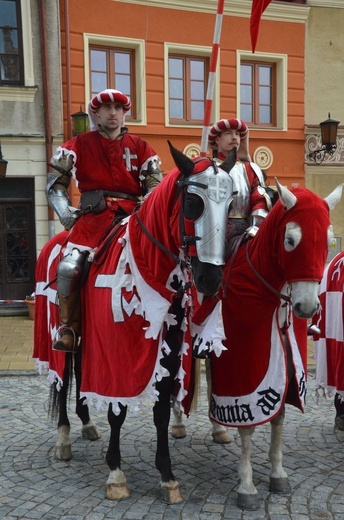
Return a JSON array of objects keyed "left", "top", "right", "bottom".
[{"left": 250, "top": 0, "right": 272, "bottom": 53}]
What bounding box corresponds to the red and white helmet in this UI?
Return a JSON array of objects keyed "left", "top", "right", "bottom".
[
  {"left": 208, "top": 118, "right": 250, "bottom": 162},
  {"left": 208, "top": 119, "right": 248, "bottom": 149},
  {"left": 87, "top": 89, "right": 131, "bottom": 131}
]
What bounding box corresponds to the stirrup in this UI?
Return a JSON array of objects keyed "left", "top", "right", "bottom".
[{"left": 53, "top": 326, "right": 78, "bottom": 353}]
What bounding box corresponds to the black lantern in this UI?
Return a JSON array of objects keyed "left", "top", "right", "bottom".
[
  {"left": 308, "top": 113, "right": 340, "bottom": 165},
  {"left": 71, "top": 106, "right": 89, "bottom": 136},
  {"left": 0, "top": 142, "right": 8, "bottom": 177}
]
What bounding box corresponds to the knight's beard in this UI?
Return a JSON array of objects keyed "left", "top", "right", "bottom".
[{"left": 98, "top": 121, "right": 122, "bottom": 138}]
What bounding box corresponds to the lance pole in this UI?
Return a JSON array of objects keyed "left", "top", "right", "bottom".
[{"left": 200, "top": 0, "right": 225, "bottom": 156}]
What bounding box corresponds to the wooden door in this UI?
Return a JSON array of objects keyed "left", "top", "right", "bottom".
[{"left": 0, "top": 177, "right": 36, "bottom": 312}]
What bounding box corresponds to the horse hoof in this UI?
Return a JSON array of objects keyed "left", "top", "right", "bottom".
[
  {"left": 106, "top": 483, "right": 130, "bottom": 500},
  {"left": 335, "top": 416, "right": 344, "bottom": 431},
  {"left": 55, "top": 444, "right": 72, "bottom": 461},
  {"left": 171, "top": 424, "right": 186, "bottom": 439},
  {"left": 212, "top": 430, "right": 232, "bottom": 444},
  {"left": 81, "top": 422, "right": 101, "bottom": 441},
  {"left": 160, "top": 482, "right": 183, "bottom": 504},
  {"left": 237, "top": 492, "right": 260, "bottom": 511},
  {"left": 269, "top": 477, "right": 291, "bottom": 494}
]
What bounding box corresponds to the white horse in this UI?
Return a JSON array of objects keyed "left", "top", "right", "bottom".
[{"left": 173, "top": 181, "right": 343, "bottom": 510}]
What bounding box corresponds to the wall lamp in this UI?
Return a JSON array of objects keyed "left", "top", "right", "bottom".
[
  {"left": 71, "top": 106, "right": 89, "bottom": 136},
  {"left": 308, "top": 113, "right": 340, "bottom": 165}
]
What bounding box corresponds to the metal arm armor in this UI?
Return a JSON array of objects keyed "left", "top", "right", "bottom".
[
  {"left": 143, "top": 158, "right": 163, "bottom": 194},
  {"left": 46, "top": 173, "right": 81, "bottom": 230}
]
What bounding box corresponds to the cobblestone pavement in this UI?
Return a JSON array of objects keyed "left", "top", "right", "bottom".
[{"left": 1, "top": 370, "right": 344, "bottom": 520}]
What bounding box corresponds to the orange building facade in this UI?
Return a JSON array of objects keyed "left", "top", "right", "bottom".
[{"left": 58, "top": 0, "right": 309, "bottom": 203}]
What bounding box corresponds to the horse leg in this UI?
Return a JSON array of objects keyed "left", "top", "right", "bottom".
[
  {"left": 171, "top": 407, "right": 186, "bottom": 439},
  {"left": 334, "top": 393, "right": 344, "bottom": 431},
  {"left": 105, "top": 403, "right": 130, "bottom": 500},
  {"left": 237, "top": 426, "right": 260, "bottom": 511},
  {"left": 171, "top": 359, "right": 232, "bottom": 443},
  {"left": 205, "top": 359, "right": 232, "bottom": 444},
  {"left": 55, "top": 358, "right": 72, "bottom": 461},
  {"left": 74, "top": 348, "right": 100, "bottom": 441},
  {"left": 154, "top": 393, "right": 183, "bottom": 504},
  {"left": 269, "top": 408, "right": 291, "bottom": 493},
  {"left": 156, "top": 300, "right": 184, "bottom": 503}
]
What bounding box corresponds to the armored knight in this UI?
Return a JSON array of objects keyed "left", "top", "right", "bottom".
[
  {"left": 46, "top": 89, "right": 162, "bottom": 352},
  {"left": 208, "top": 118, "right": 272, "bottom": 255}
]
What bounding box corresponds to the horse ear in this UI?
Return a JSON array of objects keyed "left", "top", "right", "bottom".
[
  {"left": 167, "top": 140, "right": 195, "bottom": 177},
  {"left": 274, "top": 178, "right": 297, "bottom": 210},
  {"left": 324, "top": 183, "right": 344, "bottom": 210},
  {"left": 219, "top": 148, "right": 237, "bottom": 173}
]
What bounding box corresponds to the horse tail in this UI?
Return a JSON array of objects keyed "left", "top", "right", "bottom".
[
  {"left": 48, "top": 353, "right": 74, "bottom": 422},
  {"left": 188, "top": 358, "right": 202, "bottom": 413}
]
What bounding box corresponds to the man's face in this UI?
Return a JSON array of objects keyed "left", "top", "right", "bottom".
[
  {"left": 215, "top": 129, "right": 241, "bottom": 156},
  {"left": 96, "top": 102, "right": 125, "bottom": 131}
]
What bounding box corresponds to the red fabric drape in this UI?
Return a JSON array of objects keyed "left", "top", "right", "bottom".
[{"left": 250, "top": 0, "right": 273, "bottom": 53}]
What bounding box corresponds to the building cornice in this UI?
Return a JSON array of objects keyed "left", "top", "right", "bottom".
[{"left": 111, "top": 1, "right": 310, "bottom": 22}]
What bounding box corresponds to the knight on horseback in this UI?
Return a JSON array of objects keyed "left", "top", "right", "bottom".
[
  {"left": 208, "top": 118, "right": 272, "bottom": 255},
  {"left": 46, "top": 88, "right": 163, "bottom": 352},
  {"left": 183, "top": 118, "right": 273, "bottom": 445}
]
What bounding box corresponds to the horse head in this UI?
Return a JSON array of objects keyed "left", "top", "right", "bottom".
[
  {"left": 273, "top": 179, "right": 344, "bottom": 318},
  {"left": 168, "top": 141, "right": 235, "bottom": 295}
]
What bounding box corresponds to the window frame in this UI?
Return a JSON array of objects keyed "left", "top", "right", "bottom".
[
  {"left": 168, "top": 53, "right": 208, "bottom": 125},
  {"left": 89, "top": 45, "right": 136, "bottom": 120},
  {"left": 0, "top": 0, "right": 36, "bottom": 101},
  {"left": 240, "top": 61, "right": 277, "bottom": 128},
  {"left": 165, "top": 42, "right": 219, "bottom": 128},
  {"left": 84, "top": 34, "right": 146, "bottom": 126},
  {"left": 237, "top": 50, "right": 287, "bottom": 132},
  {"left": 0, "top": 0, "right": 24, "bottom": 86}
]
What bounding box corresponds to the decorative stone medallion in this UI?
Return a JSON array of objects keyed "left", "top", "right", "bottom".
[
  {"left": 183, "top": 143, "right": 201, "bottom": 159},
  {"left": 253, "top": 146, "right": 273, "bottom": 169}
]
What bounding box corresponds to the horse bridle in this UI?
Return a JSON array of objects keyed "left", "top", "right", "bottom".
[
  {"left": 136, "top": 212, "right": 189, "bottom": 269},
  {"left": 245, "top": 240, "right": 291, "bottom": 303},
  {"left": 222, "top": 234, "right": 291, "bottom": 305}
]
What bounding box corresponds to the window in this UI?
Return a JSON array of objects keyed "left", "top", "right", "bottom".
[
  {"left": 237, "top": 51, "right": 287, "bottom": 131},
  {"left": 85, "top": 35, "right": 145, "bottom": 124},
  {"left": 165, "top": 43, "right": 217, "bottom": 127},
  {"left": 168, "top": 55, "right": 208, "bottom": 124},
  {"left": 240, "top": 61, "right": 276, "bottom": 127},
  {"left": 90, "top": 46, "right": 135, "bottom": 119},
  {"left": 0, "top": 0, "right": 23, "bottom": 85}
]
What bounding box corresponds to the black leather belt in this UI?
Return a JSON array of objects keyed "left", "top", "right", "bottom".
[{"left": 104, "top": 191, "right": 140, "bottom": 202}]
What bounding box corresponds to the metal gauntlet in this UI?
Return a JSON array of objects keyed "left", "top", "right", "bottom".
[{"left": 46, "top": 173, "right": 81, "bottom": 230}]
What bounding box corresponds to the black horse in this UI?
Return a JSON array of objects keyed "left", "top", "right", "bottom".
[{"left": 34, "top": 144, "right": 236, "bottom": 503}]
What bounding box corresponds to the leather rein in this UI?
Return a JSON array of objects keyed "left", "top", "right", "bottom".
[
  {"left": 245, "top": 240, "right": 291, "bottom": 303},
  {"left": 222, "top": 233, "right": 291, "bottom": 304}
]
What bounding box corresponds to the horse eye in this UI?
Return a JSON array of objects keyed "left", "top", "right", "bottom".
[
  {"left": 184, "top": 194, "right": 204, "bottom": 220},
  {"left": 284, "top": 222, "right": 301, "bottom": 252}
]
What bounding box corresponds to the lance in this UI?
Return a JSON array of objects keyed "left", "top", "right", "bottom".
[{"left": 200, "top": 0, "right": 225, "bottom": 156}]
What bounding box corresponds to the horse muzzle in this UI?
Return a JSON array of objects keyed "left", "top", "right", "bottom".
[
  {"left": 191, "top": 259, "right": 224, "bottom": 296},
  {"left": 291, "top": 281, "right": 320, "bottom": 319}
]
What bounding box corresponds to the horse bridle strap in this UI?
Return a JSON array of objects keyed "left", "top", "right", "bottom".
[
  {"left": 135, "top": 213, "right": 189, "bottom": 269},
  {"left": 245, "top": 241, "right": 291, "bottom": 303}
]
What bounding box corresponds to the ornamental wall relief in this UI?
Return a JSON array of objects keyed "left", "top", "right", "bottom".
[
  {"left": 305, "top": 134, "right": 344, "bottom": 164},
  {"left": 183, "top": 143, "right": 201, "bottom": 159},
  {"left": 253, "top": 146, "right": 273, "bottom": 170}
]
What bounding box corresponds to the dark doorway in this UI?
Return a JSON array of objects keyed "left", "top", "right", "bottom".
[{"left": 0, "top": 177, "right": 36, "bottom": 314}]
